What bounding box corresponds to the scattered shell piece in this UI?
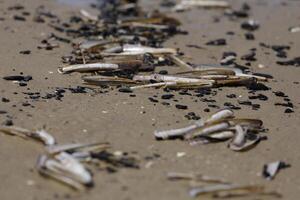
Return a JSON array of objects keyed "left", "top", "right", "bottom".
[
  {"left": 174, "top": 0, "right": 230, "bottom": 11},
  {"left": 289, "top": 26, "right": 300, "bottom": 33},
  {"left": 0, "top": 126, "right": 56, "bottom": 146},
  {"left": 37, "top": 152, "right": 93, "bottom": 190},
  {"left": 262, "top": 161, "right": 290, "bottom": 180}
]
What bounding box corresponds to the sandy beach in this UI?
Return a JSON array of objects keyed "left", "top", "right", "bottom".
[{"left": 0, "top": 0, "right": 299, "bottom": 199}]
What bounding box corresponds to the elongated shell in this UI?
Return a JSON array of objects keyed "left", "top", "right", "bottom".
[
  {"left": 82, "top": 75, "right": 137, "bottom": 86},
  {"left": 154, "top": 121, "right": 202, "bottom": 140},
  {"left": 35, "top": 129, "right": 56, "bottom": 146},
  {"left": 185, "top": 121, "right": 230, "bottom": 140},
  {"left": 229, "top": 125, "right": 261, "bottom": 151},
  {"left": 175, "top": 68, "right": 236, "bottom": 76},
  {"left": 58, "top": 63, "right": 119, "bottom": 74},
  {"left": 228, "top": 118, "right": 263, "bottom": 130},
  {"left": 206, "top": 109, "right": 234, "bottom": 123},
  {"left": 0, "top": 126, "right": 56, "bottom": 146},
  {"left": 46, "top": 142, "right": 110, "bottom": 155},
  {"left": 189, "top": 184, "right": 264, "bottom": 198},
  {"left": 133, "top": 74, "right": 214, "bottom": 84},
  {"left": 102, "top": 45, "right": 177, "bottom": 56}
]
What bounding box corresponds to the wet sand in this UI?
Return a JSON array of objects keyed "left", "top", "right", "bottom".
[{"left": 0, "top": 0, "right": 299, "bottom": 199}]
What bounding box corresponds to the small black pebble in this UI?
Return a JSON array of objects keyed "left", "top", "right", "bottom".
[
  {"left": 14, "top": 15, "right": 26, "bottom": 21},
  {"left": 118, "top": 87, "right": 133, "bottom": 93},
  {"left": 2, "top": 97, "right": 10, "bottom": 103},
  {"left": 274, "top": 91, "right": 286, "bottom": 97},
  {"left": 226, "top": 94, "right": 237, "bottom": 98},
  {"left": 158, "top": 70, "right": 168, "bottom": 75},
  {"left": 245, "top": 32, "right": 255, "bottom": 40},
  {"left": 206, "top": 39, "right": 226, "bottom": 46},
  {"left": 3, "top": 119, "right": 13, "bottom": 126},
  {"left": 19, "top": 82, "right": 27, "bottom": 87},
  {"left": 175, "top": 104, "right": 188, "bottom": 110},
  {"left": 22, "top": 102, "right": 31, "bottom": 107},
  {"left": 204, "top": 108, "right": 210, "bottom": 112},
  {"left": 19, "top": 50, "right": 31, "bottom": 55},
  {"left": 161, "top": 102, "right": 170, "bottom": 106},
  {"left": 161, "top": 94, "right": 174, "bottom": 100},
  {"left": 238, "top": 100, "right": 252, "bottom": 106},
  {"left": 185, "top": 112, "right": 201, "bottom": 120},
  {"left": 149, "top": 97, "right": 159, "bottom": 103}
]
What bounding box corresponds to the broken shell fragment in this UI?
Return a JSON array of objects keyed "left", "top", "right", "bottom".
[{"left": 262, "top": 161, "right": 290, "bottom": 180}]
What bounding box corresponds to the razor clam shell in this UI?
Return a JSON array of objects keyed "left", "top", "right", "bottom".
[
  {"left": 58, "top": 63, "right": 120, "bottom": 74},
  {"left": 228, "top": 118, "right": 263, "bottom": 130},
  {"left": 37, "top": 155, "right": 86, "bottom": 190},
  {"left": 55, "top": 152, "right": 93, "bottom": 184},
  {"left": 154, "top": 119, "right": 204, "bottom": 140},
  {"left": 167, "top": 172, "right": 227, "bottom": 184},
  {"left": 206, "top": 109, "right": 234, "bottom": 123},
  {"left": 232, "top": 125, "right": 246, "bottom": 146},
  {"left": 82, "top": 75, "right": 137, "bottom": 86},
  {"left": 131, "top": 82, "right": 177, "bottom": 90},
  {"left": 184, "top": 122, "right": 230, "bottom": 140},
  {"left": 189, "top": 184, "right": 234, "bottom": 197},
  {"left": 165, "top": 81, "right": 214, "bottom": 89},
  {"left": 120, "top": 22, "right": 170, "bottom": 30},
  {"left": 38, "top": 152, "right": 93, "bottom": 187},
  {"left": 168, "top": 55, "right": 194, "bottom": 70},
  {"left": 123, "top": 44, "right": 177, "bottom": 54},
  {"left": 229, "top": 126, "right": 261, "bottom": 151},
  {"left": 103, "top": 45, "right": 123, "bottom": 53},
  {"left": 215, "top": 76, "right": 257, "bottom": 86},
  {"left": 35, "top": 129, "right": 56, "bottom": 146},
  {"left": 155, "top": 109, "right": 234, "bottom": 140},
  {"left": 0, "top": 126, "right": 32, "bottom": 139},
  {"left": 101, "top": 45, "right": 177, "bottom": 56},
  {"left": 175, "top": 68, "right": 236, "bottom": 76},
  {"left": 79, "top": 39, "right": 121, "bottom": 51},
  {"left": 175, "top": 0, "right": 230, "bottom": 12},
  {"left": 189, "top": 184, "right": 264, "bottom": 198},
  {"left": 195, "top": 131, "right": 235, "bottom": 144},
  {"left": 0, "top": 126, "right": 56, "bottom": 146},
  {"left": 46, "top": 142, "right": 110, "bottom": 155},
  {"left": 188, "top": 130, "right": 234, "bottom": 145},
  {"left": 133, "top": 74, "right": 214, "bottom": 84},
  {"left": 192, "top": 64, "right": 268, "bottom": 81}
]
